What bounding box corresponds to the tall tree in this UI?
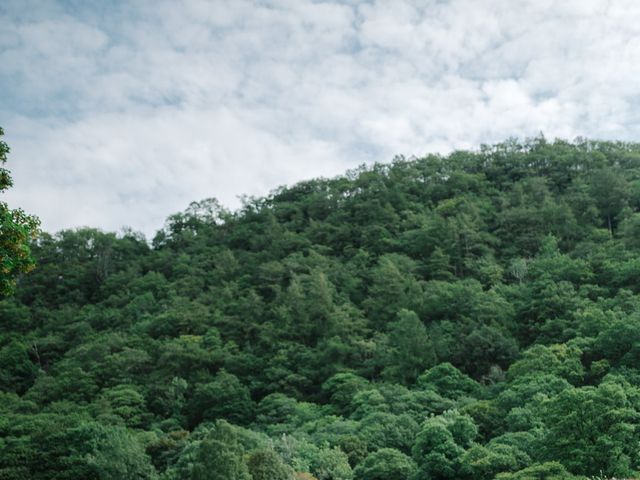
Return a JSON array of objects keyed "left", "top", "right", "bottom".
[{"left": 0, "top": 127, "right": 39, "bottom": 295}]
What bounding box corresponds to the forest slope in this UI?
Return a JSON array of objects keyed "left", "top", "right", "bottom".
[{"left": 3, "top": 137, "right": 640, "bottom": 479}]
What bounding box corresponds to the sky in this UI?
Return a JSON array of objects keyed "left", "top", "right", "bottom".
[{"left": 2, "top": 0, "right": 640, "bottom": 237}]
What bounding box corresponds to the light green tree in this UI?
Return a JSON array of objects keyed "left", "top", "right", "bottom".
[
  {"left": 82, "top": 424, "right": 158, "bottom": 480},
  {"left": 0, "top": 127, "right": 39, "bottom": 295}
]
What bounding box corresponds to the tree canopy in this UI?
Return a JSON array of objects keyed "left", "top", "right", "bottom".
[{"left": 3, "top": 136, "right": 640, "bottom": 478}]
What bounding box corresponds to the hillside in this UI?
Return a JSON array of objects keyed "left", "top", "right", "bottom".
[{"left": 3, "top": 137, "right": 640, "bottom": 479}]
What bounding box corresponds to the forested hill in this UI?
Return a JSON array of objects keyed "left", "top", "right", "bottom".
[{"left": 5, "top": 137, "right": 640, "bottom": 479}]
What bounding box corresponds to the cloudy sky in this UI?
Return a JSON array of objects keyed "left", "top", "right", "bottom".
[{"left": 2, "top": 0, "right": 640, "bottom": 237}]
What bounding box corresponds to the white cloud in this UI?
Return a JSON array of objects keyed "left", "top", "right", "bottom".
[{"left": 2, "top": 0, "right": 640, "bottom": 236}]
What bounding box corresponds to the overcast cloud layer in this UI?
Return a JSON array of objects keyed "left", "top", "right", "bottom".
[{"left": 2, "top": 0, "right": 640, "bottom": 237}]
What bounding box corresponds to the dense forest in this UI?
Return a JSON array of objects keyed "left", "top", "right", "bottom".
[{"left": 4, "top": 136, "right": 640, "bottom": 479}]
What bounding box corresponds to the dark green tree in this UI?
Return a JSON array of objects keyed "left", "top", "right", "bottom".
[
  {"left": 247, "top": 449, "right": 295, "bottom": 480},
  {"left": 353, "top": 448, "right": 417, "bottom": 480},
  {"left": 541, "top": 381, "right": 640, "bottom": 477},
  {"left": 169, "top": 421, "right": 252, "bottom": 480},
  {"left": 188, "top": 370, "right": 254, "bottom": 427}
]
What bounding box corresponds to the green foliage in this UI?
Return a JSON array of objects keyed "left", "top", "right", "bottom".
[
  {"left": 322, "top": 373, "right": 370, "bottom": 415},
  {"left": 412, "top": 411, "right": 478, "bottom": 479},
  {"left": 7, "top": 138, "right": 640, "bottom": 478},
  {"left": 495, "top": 461, "right": 581, "bottom": 479},
  {"left": 541, "top": 380, "right": 640, "bottom": 477},
  {"left": 507, "top": 344, "right": 585, "bottom": 385},
  {"left": 95, "top": 384, "right": 147, "bottom": 427},
  {"left": 416, "top": 363, "right": 481, "bottom": 399},
  {"left": 459, "top": 443, "right": 530, "bottom": 480},
  {"left": 353, "top": 448, "right": 417, "bottom": 480},
  {"left": 382, "top": 309, "right": 436, "bottom": 384},
  {"left": 358, "top": 411, "right": 419, "bottom": 453},
  {"left": 167, "top": 420, "right": 252, "bottom": 480},
  {"left": 82, "top": 424, "right": 157, "bottom": 480},
  {"left": 0, "top": 339, "right": 38, "bottom": 393},
  {"left": 247, "top": 449, "right": 296, "bottom": 480},
  {"left": 311, "top": 446, "right": 353, "bottom": 480},
  {"left": 188, "top": 370, "right": 254, "bottom": 426},
  {"left": 0, "top": 127, "right": 39, "bottom": 296}
]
